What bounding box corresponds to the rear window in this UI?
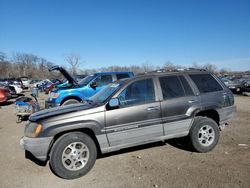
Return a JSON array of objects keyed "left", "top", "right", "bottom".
[
  {"left": 116, "top": 73, "right": 129, "bottom": 80},
  {"left": 189, "top": 74, "right": 223, "bottom": 93}
]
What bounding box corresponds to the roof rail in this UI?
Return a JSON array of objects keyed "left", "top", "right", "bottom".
[
  {"left": 186, "top": 68, "right": 207, "bottom": 71},
  {"left": 142, "top": 68, "right": 207, "bottom": 74}
]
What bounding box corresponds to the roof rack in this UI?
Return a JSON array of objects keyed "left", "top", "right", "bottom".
[
  {"left": 185, "top": 68, "right": 207, "bottom": 71},
  {"left": 141, "top": 68, "right": 207, "bottom": 75}
]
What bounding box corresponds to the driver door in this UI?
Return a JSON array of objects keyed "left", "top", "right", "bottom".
[{"left": 105, "top": 78, "right": 163, "bottom": 147}]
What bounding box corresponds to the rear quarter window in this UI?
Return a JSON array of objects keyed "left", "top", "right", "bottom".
[{"left": 189, "top": 74, "right": 223, "bottom": 93}]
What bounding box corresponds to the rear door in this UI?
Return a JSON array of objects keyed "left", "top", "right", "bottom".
[
  {"left": 158, "top": 75, "right": 200, "bottom": 138},
  {"left": 105, "top": 77, "right": 163, "bottom": 146}
]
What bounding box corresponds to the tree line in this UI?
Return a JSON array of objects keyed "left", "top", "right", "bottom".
[{"left": 0, "top": 51, "right": 244, "bottom": 80}]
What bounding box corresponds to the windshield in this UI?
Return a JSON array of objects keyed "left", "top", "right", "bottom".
[
  {"left": 78, "top": 75, "right": 95, "bottom": 86},
  {"left": 89, "top": 82, "right": 123, "bottom": 103}
]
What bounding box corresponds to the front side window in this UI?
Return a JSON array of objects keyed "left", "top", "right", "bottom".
[
  {"left": 159, "top": 76, "right": 185, "bottom": 99},
  {"left": 189, "top": 74, "right": 223, "bottom": 93},
  {"left": 118, "top": 79, "right": 155, "bottom": 107},
  {"left": 94, "top": 75, "right": 113, "bottom": 87}
]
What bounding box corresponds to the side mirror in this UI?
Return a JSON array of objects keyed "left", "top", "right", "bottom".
[
  {"left": 109, "top": 98, "right": 119, "bottom": 108},
  {"left": 90, "top": 82, "right": 97, "bottom": 89}
]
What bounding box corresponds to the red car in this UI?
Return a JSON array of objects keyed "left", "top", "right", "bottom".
[
  {"left": 0, "top": 87, "right": 11, "bottom": 103},
  {"left": 44, "top": 83, "right": 55, "bottom": 94}
]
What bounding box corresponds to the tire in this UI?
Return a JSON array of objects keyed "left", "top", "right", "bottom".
[
  {"left": 61, "top": 99, "right": 80, "bottom": 106},
  {"left": 49, "top": 132, "right": 97, "bottom": 179},
  {"left": 189, "top": 117, "right": 220, "bottom": 153}
]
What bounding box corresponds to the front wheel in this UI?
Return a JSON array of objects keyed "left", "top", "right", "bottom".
[
  {"left": 189, "top": 117, "right": 220, "bottom": 153},
  {"left": 49, "top": 132, "right": 97, "bottom": 179}
]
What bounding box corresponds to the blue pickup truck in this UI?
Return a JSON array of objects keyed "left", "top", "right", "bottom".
[{"left": 45, "top": 66, "right": 134, "bottom": 108}]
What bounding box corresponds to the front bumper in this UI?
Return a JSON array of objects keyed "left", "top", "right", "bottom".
[{"left": 20, "top": 136, "right": 53, "bottom": 161}]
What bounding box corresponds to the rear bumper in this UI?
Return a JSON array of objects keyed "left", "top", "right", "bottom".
[
  {"left": 218, "top": 105, "right": 236, "bottom": 125},
  {"left": 20, "top": 136, "right": 53, "bottom": 161}
]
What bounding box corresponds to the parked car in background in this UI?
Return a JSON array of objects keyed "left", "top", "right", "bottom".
[
  {"left": 19, "top": 77, "right": 30, "bottom": 89},
  {"left": 241, "top": 78, "right": 250, "bottom": 94},
  {"left": 9, "top": 81, "right": 23, "bottom": 94},
  {"left": 45, "top": 65, "right": 134, "bottom": 108},
  {"left": 220, "top": 77, "right": 243, "bottom": 94},
  {"left": 36, "top": 79, "right": 54, "bottom": 91},
  {"left": 20, "top": 69, "right": 236, "bottom": 179},
  {"left": 30, "top": 80, "right": 40, "bottom": 87},
  {"left": 0, "top": 87, "right": 11, "bottom": 103},
  {"left": 44, "top": 79, "right": 63, "bottom": 94}
]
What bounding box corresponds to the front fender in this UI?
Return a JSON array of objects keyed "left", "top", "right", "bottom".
[{"left": 42, "top": 120, "right": 104, "bottom": 137}]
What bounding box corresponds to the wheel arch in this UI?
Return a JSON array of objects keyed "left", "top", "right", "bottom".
[
  {"left": 48, "top": 128, "right": 102, "bottom": 160},
  {"left": 60, "top": 96, "right": 82, "bottom": 105},
  {"left": 194, "top": 109, "right": 220, "bottom": 125}
]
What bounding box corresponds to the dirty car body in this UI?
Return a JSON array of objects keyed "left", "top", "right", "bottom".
[{"left": 21, "top": 70, "right": 236, "bottom": 179}]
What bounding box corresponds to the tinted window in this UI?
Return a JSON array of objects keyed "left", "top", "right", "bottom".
[
  {"left": 94, "top": 75, "right": 112, "bottom": 86},
  {"left": 189, "top": 74, "right": 223, "bottom": 93},
  {"left": 118, "top": 79, "right": 155, "bottom": 106},
  {"left": 159, "top": 76, "right": 185, "bottom": 99},
  {"left": 179, "top": 76, "right": 194, "bottom": 96},
  {"left": 117, "top": 74, "right": 129, "bottom": 80}
]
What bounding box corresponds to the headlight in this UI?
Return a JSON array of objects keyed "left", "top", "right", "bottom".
[
  {"left": 25, "top": 122, "right": 43, "bottom": 138},
  {"left": 50, "top": 92, "right": 60, "bottom": 99}
]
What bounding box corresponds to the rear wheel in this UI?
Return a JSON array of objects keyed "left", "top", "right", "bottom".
[
  {"left": 189, "top": 117, "right": 220, "bottom": 153},
  {"left": 61, "top": 99, "right": 80, "bottom": 106},
  {"left": 49, "top": 132, "right": 97, "bottom": 179}
]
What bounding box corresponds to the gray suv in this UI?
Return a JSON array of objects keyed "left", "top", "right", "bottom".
[{"left": 20, "top": 70, "right": 236, "bottom": 179}]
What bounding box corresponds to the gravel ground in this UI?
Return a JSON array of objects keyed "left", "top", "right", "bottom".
[{"left": 0, "top": 93, "right": 249, "bottom": 188}]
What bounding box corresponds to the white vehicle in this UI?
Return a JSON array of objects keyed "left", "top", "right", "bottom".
[
  {"left": 19, "top": 77, "right": 30, "bottom": 89},
  {"left": 10, "top": 84, "right": 23, "bottom": 94}
]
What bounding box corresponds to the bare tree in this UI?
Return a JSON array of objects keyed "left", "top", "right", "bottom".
[
  {"left": 65, "top": 54, "right": 84, "bottom": 76},
  {"left": 203, "top": 63, "right": 217, "bottom": 73},
  {"left": 0, "top": 52, "right": 7, "bottom": 61},
  {"left": 163, "top": 61, "right": 177, "bottom": 71},
  {"left": 141, "top": 61, "right": 154, "bottom": 73},
  {"left": 12, "top": 52, "right": 39, "bottom": 77},
  {"left": 191, "top": 62, "right": 217, "bottom": 73}
]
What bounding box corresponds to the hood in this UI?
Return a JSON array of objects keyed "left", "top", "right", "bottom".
[
  {"left": 48, "top": 66, "right": 78, "bottom": 86},
  {"left": 29, "top": 102, "right": 95, "bottom": 122}
]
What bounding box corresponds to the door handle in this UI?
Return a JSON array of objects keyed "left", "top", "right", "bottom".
[
  {"left": 188, "top": 100, "right": 198, "bottom": 104},
  {"left": 146, "top": 106, "right": 159, "bottom": 111}
]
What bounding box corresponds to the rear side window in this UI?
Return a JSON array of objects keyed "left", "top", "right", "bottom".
[
  {"left": 189, "top": 74, "right": 223, "bottom": 93},
  {"left": 116, "top": 73, "right": 129, "bottom": 80},
  {"left": 159, "top": 76, "right": 185, "bottom": 99}
]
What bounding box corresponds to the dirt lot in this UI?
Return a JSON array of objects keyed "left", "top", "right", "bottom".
[{"left": 0, "top": 93, "right": 249, "bottom": 188}]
